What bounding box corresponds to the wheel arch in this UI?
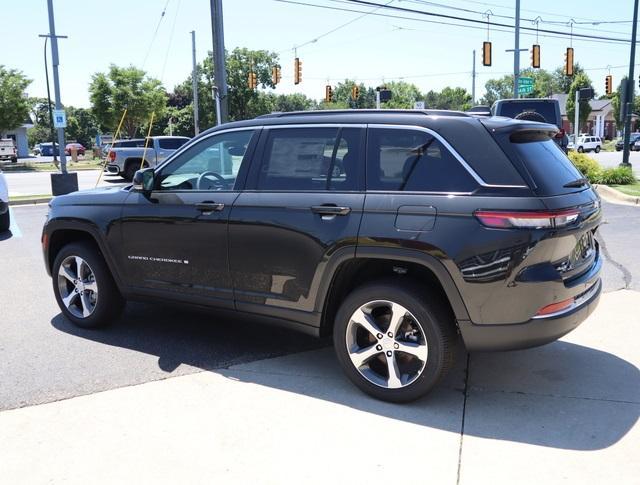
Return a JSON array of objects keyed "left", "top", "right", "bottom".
[{"left": 317, "top": 247, "right": 469, "bottom": 337}]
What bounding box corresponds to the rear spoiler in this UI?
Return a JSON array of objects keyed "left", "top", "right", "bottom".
[{"left": 480, "top": 118, "right": 558, "bottom": 139}]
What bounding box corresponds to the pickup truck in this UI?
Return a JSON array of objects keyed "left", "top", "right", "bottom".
[
  {"left": 106, "top": 136, "right": 190, "bottom": 180},
  {"left": 0, "top": 139, "right": 17, "bottom": 163}
]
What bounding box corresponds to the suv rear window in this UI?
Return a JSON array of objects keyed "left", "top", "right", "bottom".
[
  {"left": 495, "top": 101, "right": 558, "bottom": 126},
  {"left": 500, "top": 132, "right": 584, "bottom": 196}
]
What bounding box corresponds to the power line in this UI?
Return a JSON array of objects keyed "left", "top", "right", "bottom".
[
  {"left": 142, "top": 0, "right": 171, "bottom": 69},
  {"left": 344, "top": 0, "right": 636, "bottom": 43},
  {"left": 275, "top": 0, "right": 636, "bottom": 46},
  {"left": 160, "top": 0, "right": 182, "bottom": 82}
]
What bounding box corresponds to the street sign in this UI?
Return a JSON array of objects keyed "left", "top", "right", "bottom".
[
  {"left": 518, "top": 85, "right": 534, "bottom": 95},
  {"left": 414, "top": 101, "right": 425, "bottom": 109},
  {"left": 518, "top": 77, "right": 534, "bottom": 86},
  {"left": 53, "top": 109, "right": 67, "bottom": 128}
]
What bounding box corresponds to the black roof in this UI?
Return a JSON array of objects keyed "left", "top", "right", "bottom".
[{"left": 200, "top": 109, "right": 557, "bottom": 138}]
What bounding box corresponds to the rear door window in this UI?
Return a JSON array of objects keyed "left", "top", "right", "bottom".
[
  {"left": 498, "top": 132, "right": 585, "bottom": 195},
  {"left": 159, "top": 138, "right": 189, "bottom": 150},
  {"left": 366, "top": 128, "right": 478, "bottom": 193}
]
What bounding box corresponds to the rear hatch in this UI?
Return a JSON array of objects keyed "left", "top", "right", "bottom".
[{"left": 481, "top": 118, "right": 601, "bottom": 287}]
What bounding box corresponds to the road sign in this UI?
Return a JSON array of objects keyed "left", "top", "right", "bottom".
[
  {"left": 518, "top": 77, "right": 534, "bottom": 87},
  {"left": 53, "top": 109, "right": 67, "bottom": 128},
  {"left": 518, "top": 85, "right": 534, "bottom": 95},
  {"left": 414, "top": 101, "right": 425, "bottom": 109}
]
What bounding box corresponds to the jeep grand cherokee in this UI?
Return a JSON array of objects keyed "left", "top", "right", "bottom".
[{"left": 42, "top": 110, "right": 602, "bottom": 402}]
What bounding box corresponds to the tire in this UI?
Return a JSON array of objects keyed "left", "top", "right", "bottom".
[
  {"left": 577, "top": 146, "right": 584, "bottom": 153},
  {"left": 123, "top": 162, "right": 137, "bottom": 181},
  {"left": 0, "top": 210, "right": 9, "bottom": 232},
  {"left": 11, "top": 157, "right": 17, "bottom": 163},
  {"left": 52, "top": 241, "right": 125, "bottom": 328},
  {"left": 332, "top": 279, "right": 457, "bottom": 403},
  {"left": 595, "top": 146, "right": 601, "bottom": 153}
]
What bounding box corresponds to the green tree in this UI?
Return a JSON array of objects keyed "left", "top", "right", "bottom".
[
  {"left": 424, "top": 87, "right": 472, "bottom": 111},
  {"left": 479, "top": 75, "right": 513, "bottom": 106},
  {"left": 272, "top": 93, "right": 317, "bottom": 112},
  {"left": 89, "top": 65, "right": 167, "bottom": 138},
  {"left": 320, "top": 80, "right": 375, "bottom": 109},
  {"left": 381, "top": 81, "right": 422, "bottom": 109},
  {"left": 566, "top": 72, "right": 594, "bottom": 131},
  {"left": 552, "top": 63, "right": 586, "bottom": 94},
  {"left": 0, "top": 66, "right": 31, "bottom": 136},
  {"left": 27, "top": 97, "right": 54, "bottom": 147},
  {"left": 65, "top": 107, "right": 99, "bottom": 147}
]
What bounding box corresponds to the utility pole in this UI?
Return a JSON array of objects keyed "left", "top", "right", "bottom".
[
  {"left": 472, "top": 49, "right": 476, "bottom": 104},
  {"left": 574, "top": 89, "right": 580, "bottom": 144},
  {"left": 513, "top": 0, "right": 520, "bottom": 98},
  {"left": 622, "top": 0, "right": 639, "bottom": 167},
  {"left": 210, "top": 0, "right": 228, "bottom": 124},
  {"left": 45, "top": 0, "right": 67, "bottom": 172},
  {"left": 191, "top": 30, "right": 200, "bottom": 136},
  {"left": 38, "top": 35, "right": 60, "bottom": 165},
  {"left": 375, "top": 90, "right": 381, "bottom": 109}
]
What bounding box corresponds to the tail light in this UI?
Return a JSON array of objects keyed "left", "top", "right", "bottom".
[
  {"left": 474, "top": 209, "right": 580, "bottom": 229},
  {"left": 555, "top": 128, "right": 565, "bottom": 139},
  {"left": 108, "top": 151, "right": 116, "bottom": 161}
]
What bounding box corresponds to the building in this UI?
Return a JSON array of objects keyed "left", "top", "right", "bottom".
[
  {"left": 3, "top": 117, "right": 34, "bottom": 158},
  {"left": 552, "top": 93, "right": 635, "bottom": 140}
]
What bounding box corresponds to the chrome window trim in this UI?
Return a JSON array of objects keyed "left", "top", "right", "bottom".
[{"left": 366, "top": 124, "right": 529, "bottom": 189}]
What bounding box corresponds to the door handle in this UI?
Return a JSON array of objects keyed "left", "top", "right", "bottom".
[
  {"left": 311, "top": 205, "right": 351, "bottom": 216},
  {"left": 196, "top": 202, "right": 225, "bottom": 213}
]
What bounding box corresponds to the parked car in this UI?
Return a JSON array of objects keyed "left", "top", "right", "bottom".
[
  {"left": 492, "top": 98, "right": 569, "bottom": 152},
  {"left": 42, "top": 110, "right": 602, "bottom": 403},
  {"left": 37, "top": 142, "right": 60, "bottom": 157},
  {"left": 569, "top": 135, "right": 602, "bottom": 153},
  {"left": 65, "top": 143, "right": 86, "bottom": 156},
  {"left": 0, "top": 139, "right": 17, "bottom": 163},
  {"left": 0, "top": 166, "right": 9, "bottom": 231},
  {"left": 615, "top": 133, "right": 640, "bottom": 151},
  {"left": 105, "top": 136, "right": 190, "bottom": 180}
]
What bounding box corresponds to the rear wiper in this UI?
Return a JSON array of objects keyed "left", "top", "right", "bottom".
[{"left": 563, "top": 177, "right": 589, "bottom": 188}]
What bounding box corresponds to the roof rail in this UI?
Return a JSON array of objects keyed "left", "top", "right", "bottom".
[{"left": 256, "top": 109, "right": 470, "bottom": 119}]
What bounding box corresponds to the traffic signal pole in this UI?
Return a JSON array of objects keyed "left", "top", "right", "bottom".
[
  {"left": 210, "top": 0, "right": 228, "bottom": 124},
  {"left": 621, "top": 0, "right": 639, "bottom": 167},
  {"left": 513, "top": 0, "right": 520, "bottom": 98},
  {"left": 472, "top": 50, "right": 476, "bottom": 104},
  {"left": 574, "top": 89, "right": 580, "bottom": 145},
  {"left": 191, "top": 31, "right": 200, "bottom": 136}
]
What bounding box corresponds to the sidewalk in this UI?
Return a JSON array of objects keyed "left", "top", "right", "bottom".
[{"left": 1, "top": 290, "right": 639, "bottom": 485}]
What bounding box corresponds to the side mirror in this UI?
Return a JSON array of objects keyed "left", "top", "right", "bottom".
[{"left": 133, "top": 167, "right": 155, "bottom": 192}]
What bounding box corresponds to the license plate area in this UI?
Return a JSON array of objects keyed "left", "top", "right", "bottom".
[{"left": 555, "top": 231, "right": 596, "bottom": 276}]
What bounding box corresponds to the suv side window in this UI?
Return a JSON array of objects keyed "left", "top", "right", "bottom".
[
  {"left": 256, "top": 127, "right": 361, "bottom": 191},
  {"left": 366, "top": 128, "right": 478, "bottom": 192},
  {"left": 158, "top": 138, "right": 188, "bottom": 150},
  {"left": 156, "top": 130, "right": 255, "bottom": 191}
]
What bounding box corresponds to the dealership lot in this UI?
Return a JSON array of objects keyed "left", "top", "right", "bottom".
[{"left": 0, "top": 202, "right": 638, "bottom": 484}]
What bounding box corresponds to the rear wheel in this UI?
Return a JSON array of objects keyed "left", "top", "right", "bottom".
[
  {"left": 577, "top": 146, "right": 584, "bottom": 153},
  {"left": 11, "top": 157, "right": 17, "bottom": 163},
  {"left": 52, "top": 242, "right": 125, "bottom": 328},
  {"left": 333, "top": 279, "right": 456, "bottom": 403},
  {"left": 0, "top": 210, "right": 9, "bottom": 232},
  {"left": 594, "top": 146, "right": 601, "bottom": 153},
  {"left": 123, "top": 163, "right": 137, "bottom": 181}
]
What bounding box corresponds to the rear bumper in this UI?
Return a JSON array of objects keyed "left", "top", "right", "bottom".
[{"left": 459, "top": 278, "right": 601, "bottom": 351}]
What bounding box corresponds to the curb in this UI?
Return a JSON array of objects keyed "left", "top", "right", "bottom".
[
  {"left": 594, "top": 184, "right": 640, "bottom": 206},
  {"left": 9, "top": 197, "right": 53, "bottom": 206}
]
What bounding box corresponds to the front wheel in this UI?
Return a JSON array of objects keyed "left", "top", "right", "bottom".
[
  {"left": 333, "top": 279, "right": 457, "bottom": 403},
  {"left": 577, "top": 146, "right": 584, "bottom": 153},
  {"left": 52, "top": 241, "right": 125, "bottom": 328}
]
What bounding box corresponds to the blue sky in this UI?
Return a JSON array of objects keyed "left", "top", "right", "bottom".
[{"left": 4, "top": 0, "right": 636, "bottom": 108}]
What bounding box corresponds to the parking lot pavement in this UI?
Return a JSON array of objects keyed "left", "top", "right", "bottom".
[
  {"left": 0, "top": 290, "right": 638, "bottom": 484},
  {"left": 4, "top": 170, "right": 124, "bottom": 197}
]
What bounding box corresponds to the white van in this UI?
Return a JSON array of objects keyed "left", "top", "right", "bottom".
[{"left": 0, "top": 139, "right": 17, "bottom": 163}]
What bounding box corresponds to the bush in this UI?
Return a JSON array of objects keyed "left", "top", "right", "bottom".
[
  {"left": 568, "top": 151, "right": 601, "bottom": 183},
  {"left": 597, "top": 167, "right": 636, "bottom": 185}
]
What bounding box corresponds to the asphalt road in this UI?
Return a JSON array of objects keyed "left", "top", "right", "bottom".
[
  {"left": 0, "top": 201, "right": 637, "bottom": 411},
  {"left": 4, "top": 170, "right": 124, "bottom": 197},
  {"left": 590, "top": 150, "right": 640, "bottom": 177}
]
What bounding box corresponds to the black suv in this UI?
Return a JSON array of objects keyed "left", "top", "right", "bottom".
[{"left": 42, "top": 110, "right": 602, "bottom": 402}]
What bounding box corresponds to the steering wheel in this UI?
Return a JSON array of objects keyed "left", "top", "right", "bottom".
[{"left": 197, "top": 171, "right": 226, "bottom": 190}]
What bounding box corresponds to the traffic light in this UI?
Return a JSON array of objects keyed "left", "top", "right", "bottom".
[
  {"left": 248, "top": 71, "right": 257, "bottom": 90},
  {"left": 531, "top": 44, "right": 540, "bottom": 68},
  {"left": 294, "top": 57, "right": 302, "bottom": 85},
  {"left": 564, "top": 47, "right": 574, "bottom": 76},
  {"left": 351, "top": 85, "right": 360, "bottom": 100},
  {"left": 482, "top": 41, "right": 492, "bottom": 66},
  {"left": 605, "top": 75, "right": 612, "bottom": 95},
  {"left": 325, "top": 85, "right": 333, "bottom": 103},
  {"left": 272, "top": 66, "right": 281, "bottom": 85}
]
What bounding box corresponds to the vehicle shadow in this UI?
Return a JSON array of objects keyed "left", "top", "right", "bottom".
[
  {"left": 51, "top": 302, "right": 639, "bottom": 452},
  {"left": 0, "top": 230, "right": 15, "bottom": 241}
]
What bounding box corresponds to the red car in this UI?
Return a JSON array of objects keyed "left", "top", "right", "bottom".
[{"left": 65, "top": 143, "right": 86, "bottom": 156}]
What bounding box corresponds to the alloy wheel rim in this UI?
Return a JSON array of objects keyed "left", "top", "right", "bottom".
[
  {"left": 345, "top": 300, "right": 428, "bottom": 389},
  {"left": 57, "top": 256, "right": 98, "bottom": 319}
]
